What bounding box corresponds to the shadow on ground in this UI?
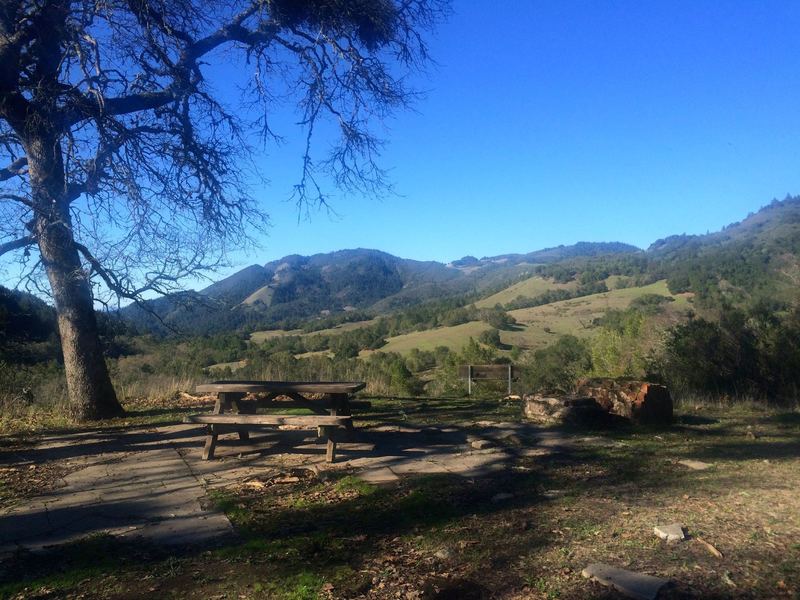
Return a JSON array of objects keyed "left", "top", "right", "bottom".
[{"left": 1, "top": 400, "right": 798, "bottom": 598}]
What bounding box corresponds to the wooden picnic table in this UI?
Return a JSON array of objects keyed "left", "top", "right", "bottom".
[{"left": 186, "top": 380, "right": 367, "bottom": 462}]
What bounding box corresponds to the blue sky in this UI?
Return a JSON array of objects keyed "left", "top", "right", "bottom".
[
  {"left": 6, "top": 1, "right": 800, "bottom": 291},
  {"left": 229, "top": 1, "right": 800, "bottom": 272}
]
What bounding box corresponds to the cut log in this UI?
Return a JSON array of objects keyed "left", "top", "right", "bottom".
[{"left": 576, "top": 378, "right": 673, "bottom": 425}]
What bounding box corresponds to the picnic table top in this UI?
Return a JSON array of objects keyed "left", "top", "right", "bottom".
[{"left": 195, "top": 380, "right": 366, "bottom": 395}]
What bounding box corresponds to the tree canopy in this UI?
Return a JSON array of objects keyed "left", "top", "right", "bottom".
[{"left": 0, "top": 0, "right": 448, "bottom": 419}]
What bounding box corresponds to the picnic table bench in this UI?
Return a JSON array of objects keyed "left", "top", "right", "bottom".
[{"left": 185, "top": 381, "right": 367, "bottom": 462}]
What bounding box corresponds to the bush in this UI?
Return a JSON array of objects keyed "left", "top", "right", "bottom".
[
  {"left": 659, "top": 305, "right": 800, "bottom": 401},
  {"left": 478, "top": 328, "right": 502, "bottom": 348},
  {"left": 520, "top": 335, "right": 592, "bottom": 393}
]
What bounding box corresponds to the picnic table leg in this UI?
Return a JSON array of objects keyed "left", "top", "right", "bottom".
[
  {"left": 320, "top": 426, "right": 337, "bottom": 463},
  {"left": 200, "top": 394, "right": 225, "bottom": 460},
  {"left": 228, "top": 392, "right": 251, "bottom": 441},
  {"left": 202, "top": 425, "right": 218, "bottom": 460},
  {"left": 329, "top": 393, "right": 356, "bottom": 440}
]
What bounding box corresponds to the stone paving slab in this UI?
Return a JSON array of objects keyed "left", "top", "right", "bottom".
[
  {"left": 0, "top": 419, "right": 555, "bottom": 554},
  {"left": 0, "top": 441, "right": 234, "bottom": 554},
  {"left": 582, "top": 563, "right": 670, "bottom": 600}
]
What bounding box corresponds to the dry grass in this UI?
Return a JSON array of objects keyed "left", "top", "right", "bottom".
[
  {"left": 362, "top": 280, "right": 692, "bottom": 356},
  {"left": 250, "top": 320, "right": 378, "bottom": 345},
  {"left": 475, "top": 276, "right": 576, "bottom": 308},
  {"left": 360, "top": 321, "right": 492, "bottom": 356}
]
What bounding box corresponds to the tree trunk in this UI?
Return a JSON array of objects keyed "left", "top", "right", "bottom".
[
  {"left": 27, "top": 135, "right": 124, "bottom": 421},
  {"left": 37, "top": 220, "right": 124, "bottom": 420}
]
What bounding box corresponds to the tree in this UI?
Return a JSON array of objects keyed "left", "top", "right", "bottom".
[{"left": 0, "top": 0, "right": 447, "bottom": 420}]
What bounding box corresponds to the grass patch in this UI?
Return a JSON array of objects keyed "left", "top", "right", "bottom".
[{"left": 333, "top": 475, "right": 377, "bottom": 496}]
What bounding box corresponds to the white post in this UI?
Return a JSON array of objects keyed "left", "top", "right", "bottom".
[{"left": 468, "top": 365, "right": 472, "bottom": 396}]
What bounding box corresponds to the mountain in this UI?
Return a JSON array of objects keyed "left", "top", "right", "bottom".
[
  {"left": 0, "top": 286, "right": 60, "bottom": 363},
  {"left": 119, "top": 196, "right": 800, "bottom": 335},
  {"left": 650, "top": 196, "right": 800, "bottom": 305},
  {"left": 122, "top": 242, "right": 640, "bottom": 334}
]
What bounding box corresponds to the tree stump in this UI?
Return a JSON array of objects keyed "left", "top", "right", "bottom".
[{"left": 575, "top": 378, "right": 673, "bottom": 425}]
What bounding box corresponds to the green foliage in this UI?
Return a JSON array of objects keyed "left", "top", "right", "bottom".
[
  {"left": 659, "top": 303, "right": 800, "bottom": 400},
  {"left": 479, "top": 306, "right": 517, "bottom": 330},
  {"left": 504, "top": 288, "right": 574, "bottom": 310},
  {"left": 628, "top": 293, "right": 674, "bottom": 314},
  {"left": 460, "top": 337, "right": 498, "bottom": 365},
  {"left": 478, "top": 328, "right": 502, "bottom": 348},
  {"left": 0, "top": 286, "right": 60, "bottom": 364},
  {"left": 519, "top": 335, "right": 591, "bottom": 392},
  {"left": 590, "top": 308, "right": 647, "bottom": 378},
  {"left": 405, "top": 348, "right": 436, "bottom": 372}
]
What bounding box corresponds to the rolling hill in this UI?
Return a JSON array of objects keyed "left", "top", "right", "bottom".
[
  {"left": 475, "top": 276, "right": 576, "bottom": 308},
  {"left": 123, "top": 242, "right": 640, "bottom": 334},
  {"left": 366, "top": 280, "right": 691, "bottom": 356},
  {"left": 119, "top": 195, "right": 800, "bottom": 338}
]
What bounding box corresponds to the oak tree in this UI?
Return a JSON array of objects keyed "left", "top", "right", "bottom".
[{"left": 0, "top": 0, "right": 447, "bottom": 419}]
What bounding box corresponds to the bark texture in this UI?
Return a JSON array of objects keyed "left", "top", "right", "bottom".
[{"left": 27, "top": 134, "right": 123, "bottom": 420}]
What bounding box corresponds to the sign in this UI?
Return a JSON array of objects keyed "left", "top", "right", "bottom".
[{"left": 458, "top": 364, "right": 516, "bottom": 395}]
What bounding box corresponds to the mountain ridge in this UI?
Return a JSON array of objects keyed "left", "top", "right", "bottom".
[{"left": 116, "top": 196, "right": 800, "bottom": 334}]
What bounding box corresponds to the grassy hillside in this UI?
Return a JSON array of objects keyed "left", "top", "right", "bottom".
[
  {"left": 241, "top": 284, "right": 275, "bottom": 306},
  {"left": 475, "top": 276, "right": 576, "bottom": 308},
  {"left": 504, "top": 280, "right": 691, "bottom": 350},
  {"left": 249, "top": 319, "right": 377, "bottom": 344},
  {"left": 365, "top": 280, "right": 691, "bottom": 356},
  {"left": 360, "top": 321, "right": 492, "bottom": 356},
  {"left": 249, "top": 328, "right": 303, "bottom": 343}
]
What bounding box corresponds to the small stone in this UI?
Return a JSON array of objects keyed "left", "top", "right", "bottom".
[
  {"left": 542, "top": 489, "right": 564, "bottom": 499},
  {"left": 491, "top": 492, "right": 513, "bottom": 503},
  {"left": 654, "top": 523, "right": 685, "bottom": 542},
  {"left": 434, "top": 547, "right": 452, "bottom": 560},
  {"left": 470, "top": 439, "right": 494, "bottom": 450},
  {"left": 582, "top": 563, "right": 669, "bottom": 600},
  {"left": 678, "top": 459, "right": 713, "bottom": 471}
]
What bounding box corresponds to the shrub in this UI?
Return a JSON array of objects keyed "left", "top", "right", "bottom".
[{"left": 520, "top": 335, "right": 592, "bottom": 393}]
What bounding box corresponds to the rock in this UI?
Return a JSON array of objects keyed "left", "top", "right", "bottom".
[
  {"left": 542, "top": 489, "right": 564, "bottom": 499},
  {"left": 582, "top": 563, "right": 670, "bottom": 600},
  {"left": 470, "top": 439, "right": 494, "bottom": 450},
  {"left": 491, "top": 492, "right": 513, "bottom": 503},
  {"left": 678, "top": 459, "right": 713, "bottom": 471},
  {"left": 434, "top": 547, "right": 453, "bottom": 560},
  {"left": 654, "top": 523, "right": 685, "bottom": 542},
  {"left": 575, "top": 378, "right": 673, "bottom": 426},
  {"left": 522, "top": 394, "right": 609, "bottom": 426}
]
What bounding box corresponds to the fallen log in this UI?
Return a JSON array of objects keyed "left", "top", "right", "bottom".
[{"left": 576, "top": 378, "right": 673, "bottom": 426}]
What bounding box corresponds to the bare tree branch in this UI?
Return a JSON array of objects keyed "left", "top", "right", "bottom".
[
  {"left": 0, "top": 156, "right": 26, "bottom": 181},
  {"left": 0, "top": 234, "right": 33, "bottom": 257}
]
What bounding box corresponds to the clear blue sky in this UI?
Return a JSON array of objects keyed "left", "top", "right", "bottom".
[
  {"left": 6, "top": 2, "right": 800, "bottom": 290},
  {"left": 231, "top": 1, "right": 800, "bottom": 272}
]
